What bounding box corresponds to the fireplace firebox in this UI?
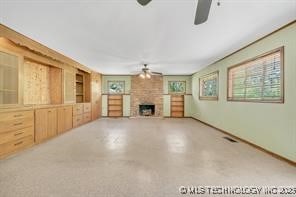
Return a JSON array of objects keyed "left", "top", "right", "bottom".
[{"left": 139, "top": 104, "right": 155, "bottom": 116}]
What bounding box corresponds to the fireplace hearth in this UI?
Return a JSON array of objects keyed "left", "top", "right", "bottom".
[{"left": 139, "top": 104, "right": 155, "bottom": 116}]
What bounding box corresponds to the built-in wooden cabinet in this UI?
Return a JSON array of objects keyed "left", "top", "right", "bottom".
[
  {"left": 0, "top": 27, "right": 102, "bottom": 159},
  {"left": 35, "top": 108, "right": 58, "bottom": 143},
  {"left": 57, "top": 106, "right": 73, "bottom": 134},
  {"left": 0, "top": 110, "right": 34, "bottom": 158},
  {"left": 108, "top": 95, "right": 123, "bottom": 117},
  {"left": 73, "top": 103, "right": 91, "bottom": 127},
  {"left": 171, "top": 95, "right": 184, "bottom": 117}
]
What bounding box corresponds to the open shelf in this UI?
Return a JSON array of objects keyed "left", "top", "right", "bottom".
[{"left": 75, "top": 70, "right": 90, "bottom": 103}]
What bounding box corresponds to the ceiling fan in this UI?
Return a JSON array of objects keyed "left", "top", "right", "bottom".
[
  {"left": 137, "top": 0, "right": 212, "bottom": 25},
  {"left": 138, "top": 64, "right": 162, "bottom": 79}
]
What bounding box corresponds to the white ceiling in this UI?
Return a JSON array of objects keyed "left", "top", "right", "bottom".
[{"left": 0, "top": 0, "right": 295, "bottom": 75}]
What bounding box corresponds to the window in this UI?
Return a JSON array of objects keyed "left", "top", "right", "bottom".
[
  {"left": 168, "top": 81, "right": 186, "bottom": 94},
  {"left": 227, "top": 47, "right": 284, "bottom": 103},
  {"left": 199, "top": 71, "right": 219, "bottom": 100},
  {"left": 108, "top": 81, "right": 125, "bottom": 94}
]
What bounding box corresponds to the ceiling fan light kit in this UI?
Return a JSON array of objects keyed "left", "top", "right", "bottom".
[{"left": 138, "top": 64, "right": 161, "bottom": 79}]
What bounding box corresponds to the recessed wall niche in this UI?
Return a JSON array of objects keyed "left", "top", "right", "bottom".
[{"left": 23, "top": 59, "right": 62, "bottom": 105}]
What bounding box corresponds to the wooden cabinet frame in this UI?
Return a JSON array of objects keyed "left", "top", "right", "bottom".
[{"left": 0, "top": 46, "right": 24, "bottom": 107}]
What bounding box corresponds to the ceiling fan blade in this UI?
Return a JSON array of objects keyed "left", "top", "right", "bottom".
[
  {"left": 137, "top": 0, "right": 152, "bottom": 6},
  {"left": 194, "top": 0, "right": 212, "bottom": 25},
  {"left": 151, "top": 71, "right": 163, "bottom": 75}
]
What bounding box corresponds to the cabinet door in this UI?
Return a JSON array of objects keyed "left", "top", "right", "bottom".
[
  {"left": 47, "top": 108, "right": 57, "bottom": 138},
  {"left": 35, "top": 109, "right": 48, "bottom": 143},
  {"left": 64, "top": 69, "right": 75, "bottom": 103},
  {"left": 57, "top": 107, "right": 65, "bottom": 134},
  {"left": 91, "top": 73, "right": 101, "bottom": 120},
  {"left": 64, "top": 106, "right": 73, "bottom": 131}
]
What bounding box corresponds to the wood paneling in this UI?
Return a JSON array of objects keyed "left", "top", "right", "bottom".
[
  {"left": 171, "top": 95, "right": 184, "bottom": 117},
  {"left": 49, "top": 67, "right": 62, "bottom": 104},
  {"left": 24, "top": 60, "right": 62, "bottom": 105}
]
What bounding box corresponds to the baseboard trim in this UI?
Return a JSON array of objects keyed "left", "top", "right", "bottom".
[{"left": 191, "top": 117, "right": 296, "bottom": 167}]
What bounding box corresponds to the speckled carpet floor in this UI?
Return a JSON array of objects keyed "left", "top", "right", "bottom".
[{"left": 0, "top": 118, "right": 295, "bottom": 197}]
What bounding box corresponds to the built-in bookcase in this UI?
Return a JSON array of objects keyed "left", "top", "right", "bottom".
[
  {"left": 76, "top": 72, "right": 84, "bottom": 103},
  {"left": 76, "top": 69, "right": 90, "bottom": 103},
  {"left": 171, "top": 95, "right": 184, "bottom": 117}
]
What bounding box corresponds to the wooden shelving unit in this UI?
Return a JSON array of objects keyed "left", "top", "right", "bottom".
[
  {"left": 171, "top": 95, "right": 184, "bottom": 117},
  {"left": 108, "top": 95, "right": 123, "bottom": 117},
  {"left": 75, "top": 70, "right": 91, "bottom": 103},
  {"left": 76, "top": 73, "right": 84, "bottom": 103}
]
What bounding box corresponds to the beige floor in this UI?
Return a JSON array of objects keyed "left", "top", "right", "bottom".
[{"left": 0, "top": 118, "right": 295, "bottom": 197}]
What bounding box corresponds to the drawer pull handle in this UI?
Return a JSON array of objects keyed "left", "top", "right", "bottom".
[
  {"left": 14, "top": 114, "right": 23, "bottom": 117},
  {"left": 14, "top": 141, "right": 23, "bottom": 146},
  {"left": 14, "top": 132, "right": 24, "bottom": 136},
  {"left": 14, "top": 123, "right": 23, "bottom": 126}
]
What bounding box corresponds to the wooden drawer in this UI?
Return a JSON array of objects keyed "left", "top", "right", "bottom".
[
  {"left": 171, "top": 96, "right": 184, "bottom": 102},
  {"left": 83, "top": 103, "right": 91, "bottom": 113},
  {"left": 0, "top": 116, "right": 34, "bottom": 134},
  {"left": 108, "top": 100, "right": 122, "bottom": 105},
  {"left": 83, "top": 112, "right": 91, "bottom": 123},
  {"left": 0, "top": 110, "right": 33, "bottom": 122},
  {"left": 108, "top": 105, "right": 122, "bottom": 111},
  {"left": 73, "top": 115, "right": 83, "bottom": 127},
  {"left": 73, "top": 104, "right": 83, "bottom": 115},
  {"left": 0, "top": 126, "right": 34, "bottom": 145},
  {"left": 0, "top": 135, "right": 34, "bottom": 158},
  {"left": 108, "top": 95, "right": 122, "bottom": 100}
]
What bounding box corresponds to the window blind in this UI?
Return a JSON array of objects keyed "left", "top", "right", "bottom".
[{"left": 228, "top": 48, "right": 283, "bottom": 102}]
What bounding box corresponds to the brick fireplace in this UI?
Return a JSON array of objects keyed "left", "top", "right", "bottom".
[{"left": 130, "top": 75, "right": 163, "bottom": 117}]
